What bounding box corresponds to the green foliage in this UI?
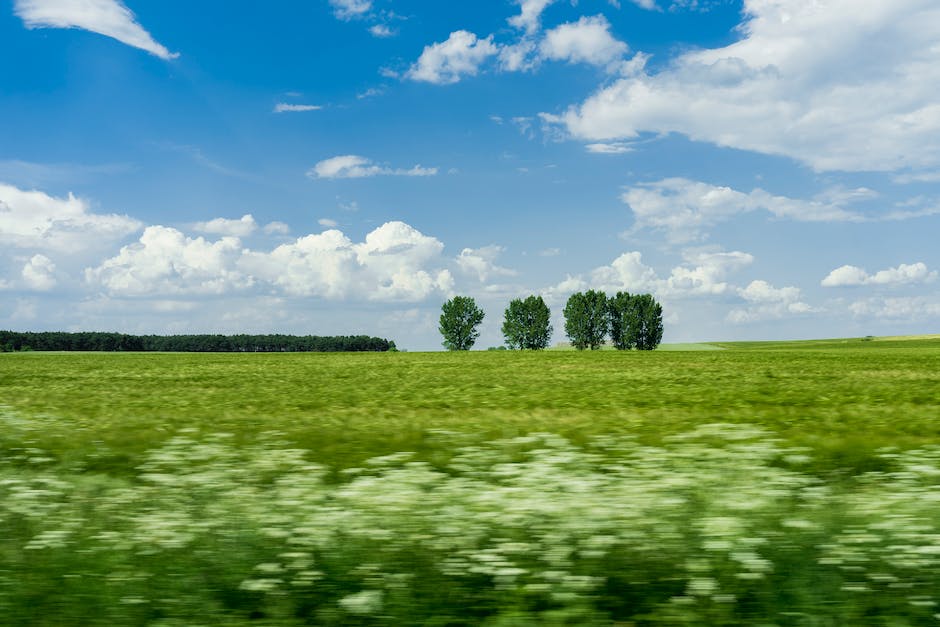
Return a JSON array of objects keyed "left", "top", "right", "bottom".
[
  {"left": 607, "top": 291, "right": 636, "bottom": 350},
  {"left": 608, "top": 292, "right": 664, "bottom": 351},
  {"left": 563, "top": 290, "right": 608, "bottom": 350},
  {"left": 0, "top": 330, "right": 392, "bottom": 352},
  {"left": 439, "top": 296, "right": 485, "bottom": 351},
  {"left": 501, "top": 295, "right": 552, "bottom": 350}
]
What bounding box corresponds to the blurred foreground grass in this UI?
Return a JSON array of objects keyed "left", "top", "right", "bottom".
[{"left": 2, "top": 337, "right": 940, "bottom": 624}]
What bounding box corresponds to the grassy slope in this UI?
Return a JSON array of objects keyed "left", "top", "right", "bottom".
[{"left": 2, "top": 335, "right": 940, "bottom": 474}]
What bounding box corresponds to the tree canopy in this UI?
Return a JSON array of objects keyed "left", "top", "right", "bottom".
[
  {"left": 502, "top": 295, "right": 552, "bottom": 350},
  {"left": 0, "top": 331, "right": 392, "bottom": 353},
  {"left": 629, "top": 293, "right": 665, "bottom": 351},
  {"left": 563, "top": 290, "right": 609, "bottom": 350},
  {"left": 439, "top": 296, "right": 485, "bottom": 351},
  {"left": 608, "top": 291, "right": 665, "bottom": 351}
]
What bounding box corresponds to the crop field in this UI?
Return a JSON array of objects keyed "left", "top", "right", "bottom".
[{"left": 2, "top": 336, "right": 940, "bottom": 624}]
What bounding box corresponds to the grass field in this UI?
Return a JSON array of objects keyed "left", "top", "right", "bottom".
[{"left": 2, "top": 337, "right": 940, "bottom": 624}]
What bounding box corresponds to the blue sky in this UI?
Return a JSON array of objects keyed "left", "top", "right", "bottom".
[{"left": 2, "top": 0, "right": 939, "bottom": 350}]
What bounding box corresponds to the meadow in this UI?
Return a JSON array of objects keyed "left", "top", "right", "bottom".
[{"left": 2, "top": 336, "right": 940, "bottom": 624}]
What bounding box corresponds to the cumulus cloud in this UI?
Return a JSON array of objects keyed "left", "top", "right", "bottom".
[
  {"left": 539, "top": 15, "right": 628, "bottom": 69},
  {"left": 821, "top": 262, "right": 937, "bottom": 287},
  {"left": 0, "top": 182, "right": 141, "bottom": 252},
  {"left": 548, "top": 249, "right": 754, "bottom": 300},
  {"left": 508, "top": 0, "right": 556, "bottom": 34},
  {"left": 241, "top": 221, "right": 454, "bottom": 301},
  {"left": 309, "top": 155, "right": 438, "bottom": 179},
  {"left": 328, "top": 0, "right": 371, "bottom": 20},
  {"left": 85, "top": 226, "right": 251, "bottom": 296},
  {"left": 263, "top": 221, "right": 290, "bottom": 235},
  {"left": 192, "top": 214, "right": 257, "bottom": 237},
  {"left": 728, "top": 280, "right": 814, "bottom": 324},
  {"left": 546, "top": 248, "right": 814, "bottom": 325},
  {"left": 273, "top": 103, "right": 322, "bottom": 113},
  {"left": 14, "top": 0, "right": 177, "bottom": 59},
  {"left": 406, "top": 31, "right": 499, "bottom": 85},
  {"left": 318, "top": 218, "right": 339, "bottom": 228},
  {"left": 849, "top": 296, "right": 940, "bottom": 321},
  {"left": 369, "top": 24, "right": 394, "bottom": 38},
  {"left": 661, "top": 251, "right": 754, "bottom": 297},
  {"left": 621, "top": 178, "right": 864, "bottom": 243},
  {"left": 21, "top": 254, "right": 56, "bottom": 291},
  {"left": 551, "top": 0, "right": 940, "bottom": 172},
  {"left": 498, "top": 39, "right": 540, "bottom": 72},
  {"left": 456, "top": 246, "right": 517, "bottom": 282},
  {"left": 86, "top": 222, "right": 455, "bottom": 303}
]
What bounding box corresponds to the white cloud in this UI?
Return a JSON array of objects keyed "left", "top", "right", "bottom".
[
  {"left": 273, "top": 103, "right": 322, "bottom": 113},
  {"left": 539, "top": 247, "right": 561, "bottom": 257},
  {"left": 539, "top": 15, "right": 628, "bottom": 69},
  {"left": 549, "top": 249, "right": 753, "bottom": 300},
  {"left": 357, "top": 87, "right": 385, "bottom": 100},
  {"left": 86, "top": 221, "right": 455, "bottom": 303},
  {"left": 621, "top": 178, "right": 863, "bottom": 243},
  {"left": 263, "top": 221, "right": 290, "bottom": 235},
  {"left": 406, "top": 31, "right": 499, "bottom": 85},
  {"left": 21, "top": 254, "right": 56, "bottom": 291},
  {"left": 328, "top": 0, "right": 371, "bottom": 20},
  {"left": 661, "top": 250, "right": 754, "bottom": 297},
  {"left": 85, "top": 226, "right": 251, "bottom": 296},
  {"left": 14, "top": 0, "right": 177, "bottom": 59},
  {"left": 369, "top": 24, "right": 394, "bottom": 38},
  {"left": 728, "top": 280, "right": 814, "bottom": 323},
  {"left": 552, "top": 0, "right": 940, "bottom": 172},
  {"left": 546, "top": 248, "right": 816, "bottom": 325},
  {"left": 508, "top": 0, "right": 556, "bottom": 34},
  {"left": 192, "top": 214, "right": 257, "bottom": 237},
  {"left": 0, "top": 182, "right": 141, "bottom": 252},
  {"left": 821, "top": 262, "right": 937, "bottom": 287},
  {"left": 318, "top": 218, "right": 339, "bottom": 228},
  {"left": 309, "top": 155, "right": 438, "bottom": 179},
  {"left": 242, "top": 221, "right": 454, "bottom": 301},
  {"left": 456, "top": 246, "right": 517, "bottom": 282},
  {"left": 498, "top": 39, "right": 540, "bottom": 72},
  {"left": 849, "top": 296, "right": 940, "bottom": 321},
  {"left": 586, "top": 142, "right": 632, "bottom": 154}
]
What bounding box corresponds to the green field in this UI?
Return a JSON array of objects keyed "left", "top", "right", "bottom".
[{"left": 2, "top": 337, "right": 940, "bottom": 624}]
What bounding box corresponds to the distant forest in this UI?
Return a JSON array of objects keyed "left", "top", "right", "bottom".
[{"left": 0, "top": 331, "right": 393, "bottom": 353}]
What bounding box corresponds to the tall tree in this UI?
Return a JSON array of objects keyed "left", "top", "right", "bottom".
[
  {"left": 607, "top": 292, "right": 665, "bottom": 351},
  {"left": 563, "top": 290, "right": 608, "bottom": 350},
  {"left": 502, "top": 295, "right": 553, "bottom": 350},
  {"left": 607, "top": 291, "right": 637, "bottom": 350},
  {"left": 632, "top": 293, "right": 665, "bottom": 351},
  {"left": 439, "top": 296, "right": 485, "bottom": 351}
]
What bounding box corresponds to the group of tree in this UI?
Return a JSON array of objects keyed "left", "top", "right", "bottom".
[
  {"left": 0, "top": 331, "right": 394, "bottom": 353},
  {"left": 566, "top": 290, "right": 664, "bottom": 351},
  {"left": 439, "top": 290, "right": 663, "bottom": 351}
]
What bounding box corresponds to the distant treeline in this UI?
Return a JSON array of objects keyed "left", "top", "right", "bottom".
[{"left": 0, "top": 331, "right": 393, "bottom": 353}]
